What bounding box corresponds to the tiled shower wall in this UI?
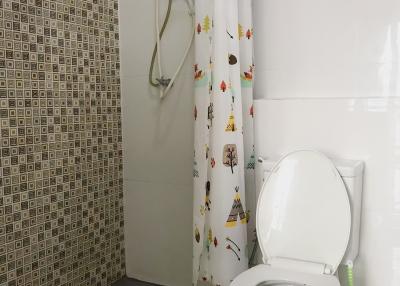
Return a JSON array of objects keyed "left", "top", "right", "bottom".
[
  {"left": 0, "top": 0, "right": 125, "bottom": 285},
  {"left": 119, "top": 1, "right": 193, "bottom": 285}
]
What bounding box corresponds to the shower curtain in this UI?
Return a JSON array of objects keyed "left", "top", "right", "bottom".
[{"left": 193, "top": 0, "right": 255, "bottom": 285}]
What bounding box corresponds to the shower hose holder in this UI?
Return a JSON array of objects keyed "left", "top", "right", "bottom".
[{"left": 156, "top": 77, "right": 172, "bottom": 88}]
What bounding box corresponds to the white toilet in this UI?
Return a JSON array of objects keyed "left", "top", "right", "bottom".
[{"left": 231, "top": 150, "right": 364, "bottom": 286}]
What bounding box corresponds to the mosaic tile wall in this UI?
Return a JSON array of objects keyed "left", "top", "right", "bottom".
[{"left": 0, "top": 0, "right": 125, "bottom": 285}]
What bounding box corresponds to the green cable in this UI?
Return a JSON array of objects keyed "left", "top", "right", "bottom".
[
  {"left": 149, "top": 0, "right": 173, "bottom": 87},
  {"left": 347, "top": 262, "right": 354, "bottom": 286}
]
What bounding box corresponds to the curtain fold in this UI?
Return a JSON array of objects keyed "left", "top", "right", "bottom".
[{"left": 193, "top": 1, "right": 255, "bottom": 285}]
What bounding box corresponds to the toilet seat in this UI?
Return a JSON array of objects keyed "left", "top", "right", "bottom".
[
  {"left": 257, "top": 150, "right": 351, "bottom": 273},
  {"left": 230, "top": 264, "right": 340, "bottom": 286},
  {"left": 231, "top": 150, "right": 351, "bottom": 286}
]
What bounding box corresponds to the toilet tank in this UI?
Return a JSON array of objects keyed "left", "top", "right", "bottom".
[{"left": 257, "top": 156, "right": 364, "bottom": 264}]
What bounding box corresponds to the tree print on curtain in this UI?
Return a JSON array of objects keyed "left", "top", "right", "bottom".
[{"left": 193, "top": 0, "right": 255, "bottom": 285}]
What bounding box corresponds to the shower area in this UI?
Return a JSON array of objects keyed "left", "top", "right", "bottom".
[
  {"left": 119, "top": 0, "right": 194, "bottom": 285},
  {"left": 0, "top": 0, "right": 194, "bottom": 285}
]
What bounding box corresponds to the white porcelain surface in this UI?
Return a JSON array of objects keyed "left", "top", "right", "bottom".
[
  {"left": 257, "top": 151, "right": 350, "bottom": 273},
  {"left": 253, "top": 0, "right": 400, "bottom": 99},
  {"left": 259, "top": 156, "right": 364, "bottom": 266},
  {"left": 119, "top": 1, "right": 194, "bottom": 285},
  {"left": 254, "top": 98, "right": 400, "bottom": 286},
  {"left": 231, "top": 264, "right": 340, "bottom": 286}
]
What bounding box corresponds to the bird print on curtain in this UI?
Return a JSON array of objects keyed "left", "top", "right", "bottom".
[{"left": 192, "top": 1, "right": 255, "bottom": 285}]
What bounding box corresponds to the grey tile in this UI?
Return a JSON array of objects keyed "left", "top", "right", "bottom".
[
  {"left": 0, "top": 0, "right": 124, "bottom": 285},
  {"left": 113, "top": 277, "right": 161, "bottom": 286}
]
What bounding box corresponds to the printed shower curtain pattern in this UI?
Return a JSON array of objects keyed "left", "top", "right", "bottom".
[{"left": 193, "top": 0, "right": 255, "bottom": 285}]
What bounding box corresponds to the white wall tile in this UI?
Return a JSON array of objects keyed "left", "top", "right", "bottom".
[
  {"left": 121, "top": 74, "right": 194, "bottom": 185},
  {"left": 253, "top": 0, "right": 400, "bottom": 99},
  {"left": 354, "top": 210, "right": 400, "bottom": 285},
  {"left": 119, "top": 0, "right": 195, "bottom": 284},
  {"left": 123, "top": 179, "right": 193, "bottom": 286},
  {"left": 119, "top": 0, "right": 155, "bottom": 77}
]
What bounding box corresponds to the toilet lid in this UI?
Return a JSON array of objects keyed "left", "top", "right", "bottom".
[{"left": 256, "top": 150, "right": 351, "bottom": 273}]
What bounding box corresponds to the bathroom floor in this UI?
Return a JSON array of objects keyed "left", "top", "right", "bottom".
[{"left": 113, "top": 277, "right": 160, "bottom": 286}]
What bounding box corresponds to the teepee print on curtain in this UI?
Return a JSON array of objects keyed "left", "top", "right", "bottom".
[
  {"left": 225, "top": 187, "right": 247, "bottom": 227},
  {"left": 193, "top": 1, "right": 255, "bottom": 285}
]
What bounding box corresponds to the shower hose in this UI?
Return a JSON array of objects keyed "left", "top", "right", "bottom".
[{"left": 149, "top": 0, "right": 195, "bottom": 99}]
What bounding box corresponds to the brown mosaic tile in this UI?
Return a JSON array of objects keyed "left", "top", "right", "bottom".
[{"left": 0, "top": 0, "right": 125, "bottom": 285}]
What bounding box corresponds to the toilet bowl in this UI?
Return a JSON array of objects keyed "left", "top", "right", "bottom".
[
  {"left": 231, "top": 264, "right": 340, "bottom": 286},
  {"left": 231, "top": 150, "right": 364, "bottom": 286}
]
